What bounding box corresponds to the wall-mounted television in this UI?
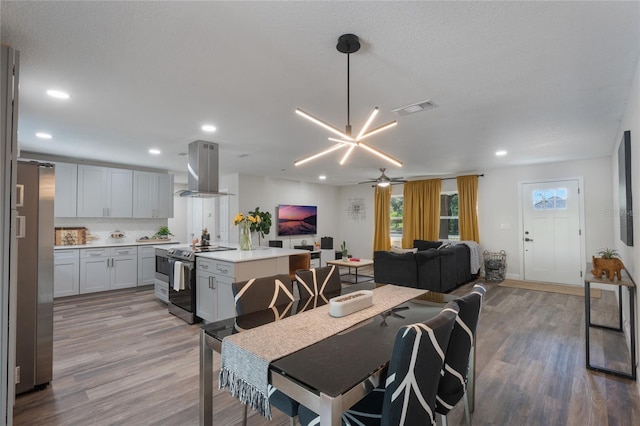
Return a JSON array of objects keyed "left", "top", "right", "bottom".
[{"left": 277, "top": 204, "right": 317, "bottom": 236}]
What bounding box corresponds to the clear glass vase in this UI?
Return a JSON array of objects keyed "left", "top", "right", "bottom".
[{"left": 239, "top": 221, "right": 252, "bottom": 251}]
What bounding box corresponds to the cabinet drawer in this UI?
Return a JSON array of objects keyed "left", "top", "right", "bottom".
[
  {"left": 138, "top": 246, "right": 156, "bottom": 257},
  {"left": 110, "top": 246, "right": 137, "bottom": 256},
  {"left": 196, "top": 258, "right": 234, "bottom": 278},
  {"left": 55, "top": 249, "right": 79, "bottom": 261},
  {"left": 81, "top": 248, "right": 108, "bottom": 258}
]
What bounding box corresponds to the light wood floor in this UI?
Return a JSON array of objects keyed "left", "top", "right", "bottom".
[{"left": 13, "top": 279, "right": 640, "bottom": 425}]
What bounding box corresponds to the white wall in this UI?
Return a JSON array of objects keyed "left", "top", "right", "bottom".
[
  {"left": 611, "top": 52, "right": 640, "bottom": 386},
  {"left": 338, "top": 184, "right": 376, "bottom": 258},
  {"left": 168, "top": 182, "right": 188, "bottom": 244},
  {"left": 236, "top": 174, "right": 341, "bottom": 249},
  {"left": 478, "top": 157, "right": 613, "bottom": 279}
]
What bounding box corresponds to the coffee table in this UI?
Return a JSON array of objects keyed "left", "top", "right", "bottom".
[{"left": 326, "top": 258, "right": 374, "bottom": 283}]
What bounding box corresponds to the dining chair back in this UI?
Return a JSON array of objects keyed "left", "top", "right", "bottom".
[
  {"left": 232, "top": 274, "right": 295, "bottom": 316},
  {"left": 436, "top": 283, "right": 486, "bottom": 426},
  {"left": 298, "top": 300, "right": 460, "bottom": 426},
  {"left": 295, "top": 265, "right": 342, "bottom": 299}
]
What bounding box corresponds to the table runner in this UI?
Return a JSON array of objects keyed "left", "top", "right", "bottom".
[{"left": 219, "top": 284, "right": 427, "bottom": 419}]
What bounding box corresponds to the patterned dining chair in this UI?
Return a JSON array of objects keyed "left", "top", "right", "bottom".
[
  {"left": 298, "top": 300, "right": 460, "bottom": 426},
  {"left": 231, "top": 274, "right": 298, "bottom": 426},
  {"left": 295, "top": 265, "right": 342, "bottom": 300},
  {"left": 436, "top": 283, "right": 486, "bottom": 426}
]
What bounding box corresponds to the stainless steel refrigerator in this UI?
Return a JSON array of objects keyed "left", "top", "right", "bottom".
[{"left": 15, "top": 160, "right": 54, "bottom": 394}]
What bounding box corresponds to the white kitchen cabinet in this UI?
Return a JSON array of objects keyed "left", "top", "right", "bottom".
[
  {"left": 132, "top": 171, "right": 174, "bottom": 218},
  {"left": 80, "top": 246, "right": 137, "bottom": 293},
  {"left": 137, "top": 246, "right": 156, "bottom": 286},
  {"left": 110, "top": 247, "right": 138, "bottom": 290},
  {"left": 77, "top": 165, "right": 133, "bottom": 217},
  {"left": 54, "top": 162, "right": 77, "bottom": 217},
  {"left": 216, "top": 278, "right": 236, "bottom": 320},
  {"left": 54, "top": 249, "right": 80, "bottom": 297},
  {"left": 196, "top": 268, "right": 217, "bottom": 323}
]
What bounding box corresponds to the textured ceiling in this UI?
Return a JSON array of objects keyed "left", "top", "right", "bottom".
[{"left": 1, "top": 1, "right": 639, "bottom": 185}]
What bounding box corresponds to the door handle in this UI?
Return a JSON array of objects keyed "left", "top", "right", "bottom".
[
  {"left": 16, "top": 184, "right": 24, "bottom": 207},
  {"left": 525, "top": 237, "right": 534, "bottom": 242},
  {"left": 16, "top": 215, "right": 25, "bottom": 238}
]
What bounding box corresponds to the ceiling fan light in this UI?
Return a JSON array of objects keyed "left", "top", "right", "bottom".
[
  {"left": 358, "top": 142, "right": 403, "bottom": 167},
  {"left": 356, "top": 107, "right": 379, "bottom": 140},
  {"left": 359, "top": 121, "right": 398, "bottom": 140},
  {"left": 377, "top": 180, "right": 391, "bottom": 187},
  {"left": 296, "top": 108, "right": 353, "bottom": 141},
  {"left": 294, "top": 143, "right": 346, "bottom": 166}
]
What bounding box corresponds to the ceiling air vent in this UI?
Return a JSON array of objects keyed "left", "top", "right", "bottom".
[{"left": 392, "top": 100, "right": 438, "bottom": 116}]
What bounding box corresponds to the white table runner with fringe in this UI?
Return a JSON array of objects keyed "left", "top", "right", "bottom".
[{"left": 219, "top": 284, "right": 427, "bottom": 419}]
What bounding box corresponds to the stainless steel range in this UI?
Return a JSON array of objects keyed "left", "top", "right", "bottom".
[{"left": 166, "top": 245, "right": 236, "bottom": 324}]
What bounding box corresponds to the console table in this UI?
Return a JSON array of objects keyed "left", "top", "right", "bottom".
[{"left": 584, "top": 262, "right": 636, "bottom": 380}]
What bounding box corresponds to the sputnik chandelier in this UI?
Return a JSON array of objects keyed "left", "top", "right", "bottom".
[{"left": 294, "top": 34, "right": 403, "bottom": 168}]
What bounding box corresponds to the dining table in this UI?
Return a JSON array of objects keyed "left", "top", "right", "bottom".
[{"left": 199, "top": 282, "right": 474, "bottom": 425}]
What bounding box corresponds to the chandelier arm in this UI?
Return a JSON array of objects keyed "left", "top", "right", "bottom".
[
  {"left": 357, "top": 142, "right": 404, "bottom": 167},
  {"left": 296, "top": 108, "right": 354, "bottom": 141},
  {"left": 356, "top": 107, "right": 379, "bottom": 140},
  {"left": 339, "top": 145, "right": 356, "bottom": 165},
  {"left": 358, "top": 121, "right": 398, "bottom": 140},
  {"left": 328, "top": 137, "right": 357, "bottom": 146},
  {"left": 294, "top": 143, "right": 347, "bottom": 166}
]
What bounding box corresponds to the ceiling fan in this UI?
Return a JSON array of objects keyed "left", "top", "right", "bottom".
[{"left": 359, "top": 168, "right": 407, "bottom": 187}]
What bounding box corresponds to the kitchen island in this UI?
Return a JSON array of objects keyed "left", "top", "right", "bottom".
[{"left": 194, "top": 246, "right": 308, "bottom": 323}]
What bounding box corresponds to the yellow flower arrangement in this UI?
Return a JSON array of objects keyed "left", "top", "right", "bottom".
[{"left": 233, "top": 213, "right": 260, "bottom": 226}]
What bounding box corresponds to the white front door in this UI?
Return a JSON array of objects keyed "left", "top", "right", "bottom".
[{"left": 521, "top": 180, "right": 582, "bottom": 285}]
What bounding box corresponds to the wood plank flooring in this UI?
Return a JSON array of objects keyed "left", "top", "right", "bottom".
[{"left": 13, "top": 280, "right": 640, "bottom": 425}]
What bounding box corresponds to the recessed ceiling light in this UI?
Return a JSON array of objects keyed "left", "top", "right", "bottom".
[
  {"left": 36, "top": 132, "right": 52, "bottom": 139},
  {"left": 495, "top": 150, "right": 507, "bottom": 156},
  {"left": 319, "top": 175, "right": 327, "bottom": 180},
  {"left": 149, "top": 149, "right": 161, "bottom": 155},
  {"left": 46, "top": 90, "right": 70, "bottom": 99},
  {"left": 201, "top": 124, "right": 217, "bottom": 132}
]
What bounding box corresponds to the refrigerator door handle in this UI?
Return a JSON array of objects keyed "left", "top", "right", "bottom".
[
  {"left": 16, "top": 183, "right": 24, "bottom": 207},
  {"left": 16, "top": 215, "right": 26, "bottom": 238}
]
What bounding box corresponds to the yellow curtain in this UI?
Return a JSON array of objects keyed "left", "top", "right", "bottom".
[
  {"left": 373, "top": 185, "right": 392, "bottom": 251},
  {"left": 457, "top": 175, "right": 480, "bottom": 243},
  {"left": 402, "top": 179, "right": 441, "bottom": 248}
]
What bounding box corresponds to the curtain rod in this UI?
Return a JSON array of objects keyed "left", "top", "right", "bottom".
[{"left": 439, "top": 173, "right": 484, "bottom": 181}]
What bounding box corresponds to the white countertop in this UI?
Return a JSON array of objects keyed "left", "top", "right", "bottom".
[
  {"left": 54, "top": 240, "right": 178, "bottom": 250},
  {"left": 195, "top": 246, "right": 308, "bottom": 263}
]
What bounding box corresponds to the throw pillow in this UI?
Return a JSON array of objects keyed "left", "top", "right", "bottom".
[
  {"left": 437, "top": 243, "right": 452, "bottom": 250},
  {"left": 390, "top": 245, "right": 418, "bottom": 254}
]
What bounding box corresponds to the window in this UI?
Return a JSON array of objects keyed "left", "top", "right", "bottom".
[
  {"left": 532, "top": 188, "right": 567, "bottom": 210},
  {"left": 390, "top": 195, "right": 403, "bottom": 235},
  {"left": 439, "top": 192, "right": 459, "bottom": 240},
  {"left": 388, "top": 192, "right": 459, "bottom": 239}
]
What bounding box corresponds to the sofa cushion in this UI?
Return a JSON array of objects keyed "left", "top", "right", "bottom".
[
  {"left": 413, "top": 239, "right": 442, "bottom": 251},
  {"left": 373, "top": 251, "right": 418, "bottom": 288},
  {"left": 415, "top": 250, "right": 442, "bottom": 291},
  {"left": 390, "top": 245, "right": 418, "bottom": 254}
]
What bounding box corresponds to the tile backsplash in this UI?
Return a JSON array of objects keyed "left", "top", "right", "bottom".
[{"left": 54, "top": 218, "right": 175, "bottom": 245}]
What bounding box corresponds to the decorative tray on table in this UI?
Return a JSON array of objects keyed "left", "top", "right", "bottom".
[{"left": 329, "top": 290, "right": 373, "bottom": 317}]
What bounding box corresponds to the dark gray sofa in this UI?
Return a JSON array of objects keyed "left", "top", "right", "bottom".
[{"left": 373, "top": 240, "right": 472, "bottom": 292}]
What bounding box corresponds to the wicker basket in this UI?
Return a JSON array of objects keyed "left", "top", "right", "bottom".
[{"left": 483, "top": 250, "right": 506, "bottom": 282}]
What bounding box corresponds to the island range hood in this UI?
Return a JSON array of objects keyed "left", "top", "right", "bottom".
[{"left": 177, "top": 140, "right": 232, "bottom": 198}]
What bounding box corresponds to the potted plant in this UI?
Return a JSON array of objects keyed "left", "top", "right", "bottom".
[
  {"left": 341, "top": 241, "right": 348, "bottom": 259},
  {"left": 248, "top": 207, "right": 272, "bottom": 246},
  {"left": 597, "top": 247, "right": 619, "bottom": 259},
  {"left": 154, "top": 226, "right": 173, "bottom": 240},
  {"left": 591, "top": 247, "right": 625, "bottom": 280}
]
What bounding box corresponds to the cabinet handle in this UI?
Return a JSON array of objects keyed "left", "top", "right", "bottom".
[
  {"left": 89, "top": 252, "right": 102, "bottom": 256},
  {"left": 217, "top": 267, "right": 228, "bottom": 274},
  {"left": 201, "top": 264, "right": 208, "bottom": 269},
  {"left": 16, "top": 216, "right": 25, "bottom": 239},
  {"left": 16, "top": 184, "right": 24, "bottom": 207}
]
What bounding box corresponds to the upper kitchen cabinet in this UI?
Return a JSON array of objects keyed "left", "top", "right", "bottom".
[
  {"left": 132, "top": 171, "right": 174, "bottom": 218},
  {"left": 77, "top": 165, "right": 133, "bottom": 217},
  {"left": 54, "top": 162, "right": 77, "bottom": 217}
]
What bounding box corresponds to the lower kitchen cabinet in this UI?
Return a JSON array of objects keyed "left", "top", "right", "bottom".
[
  {"left": 196, "top": 269, "right": 217, "bottom": 322},
  {"left": 80, "top": 246, "right": 137, "bottom": 293},
  {"left": 137, "top": 246, "right": 156, "bottom": 286},
  {"left": 54, "top": 249, "right": 80, "bottom": 297}
]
